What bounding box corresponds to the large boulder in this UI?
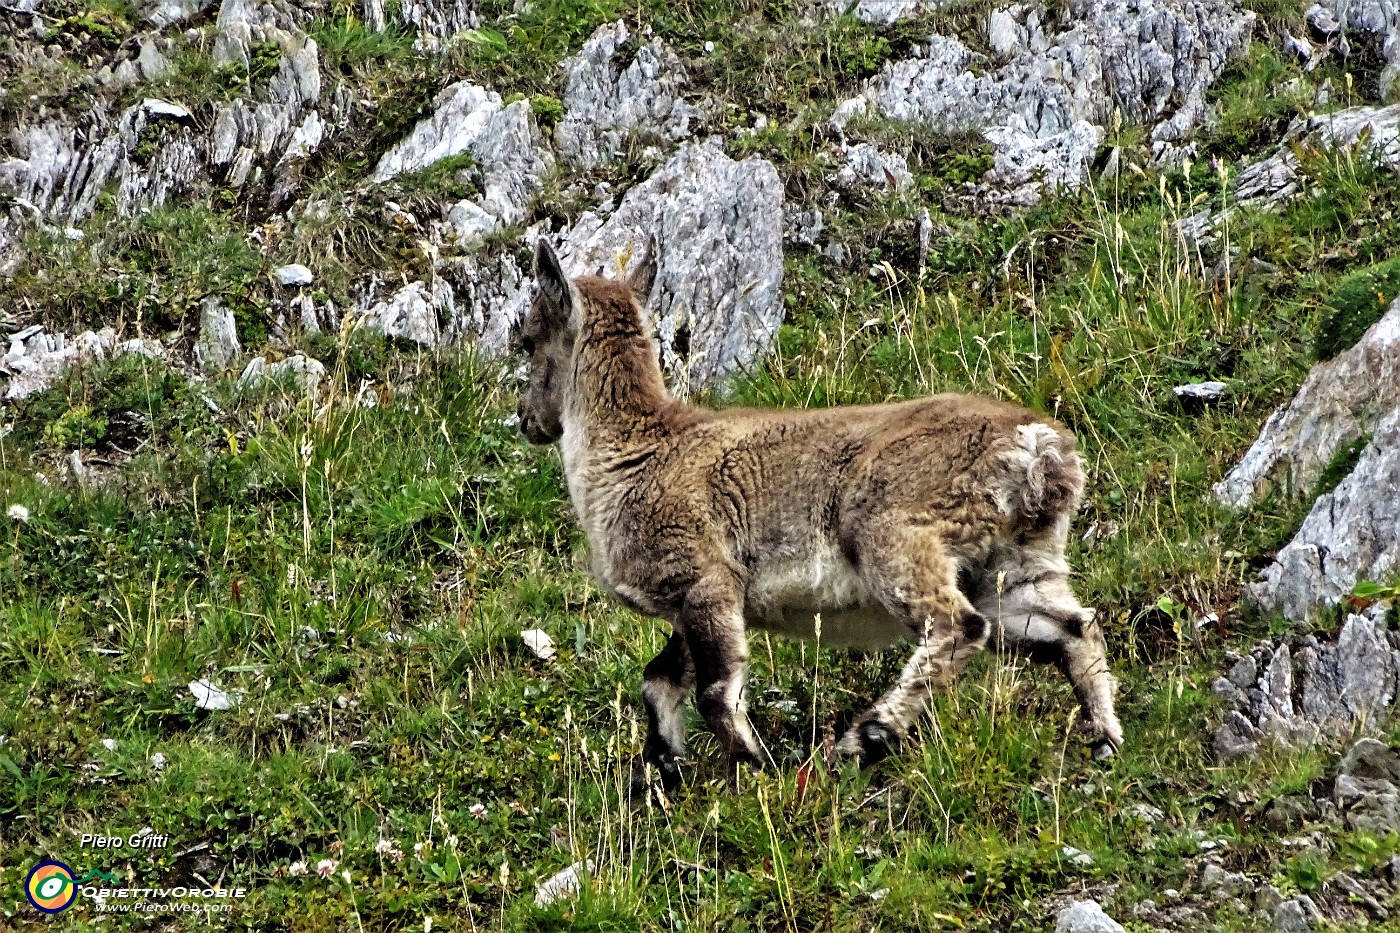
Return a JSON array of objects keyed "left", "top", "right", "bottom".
[
  {"left": 371, "top": 82, "right": 553, "bottom": 227},
  {"left": 556, "top": 21, "right": 698, "bottom": 169},
  {"left": 1214, "top": 295, "right": 1400, "bottom": 510},
  {"left": 544, "top": 139, "right": 784, "bottom": 392},
  {"left": 1250, "top": 408, "right": 1400, "bottom": 621}
]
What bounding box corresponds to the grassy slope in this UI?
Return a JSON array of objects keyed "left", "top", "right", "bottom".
[{"left": 4, "top": 0, "right": 1400, "bottom": 930}]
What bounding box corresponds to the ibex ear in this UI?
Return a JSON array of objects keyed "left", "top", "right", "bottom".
[
  {"left": 533, "top": 239, "right": 571, "bottom": 327},
  {"left": 622, "top": 238, "right": 656, "bottom": 301}
]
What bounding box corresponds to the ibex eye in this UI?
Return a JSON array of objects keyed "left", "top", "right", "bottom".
[{"left": 519, "top": 336, "right": 535, "bottom": 355}]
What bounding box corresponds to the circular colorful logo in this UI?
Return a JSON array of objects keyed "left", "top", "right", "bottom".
[{"left": 26, "top": 861, "right": 78, "bottom": 914}]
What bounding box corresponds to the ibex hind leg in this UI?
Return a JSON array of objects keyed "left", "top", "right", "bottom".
[
  {"left": 978, "top": 570, "right": 1123, "bottom": 757},
  {"left": 837, "top": 524, "right": 990, "bottom": 766}
]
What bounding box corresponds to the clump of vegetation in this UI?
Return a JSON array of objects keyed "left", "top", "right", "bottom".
[
  {"left": 1312, "top": 432, "right": 1372, "bottom": 497},
  {"left": 1314, "top": 257, "right": 1400, "bottom": 360}
]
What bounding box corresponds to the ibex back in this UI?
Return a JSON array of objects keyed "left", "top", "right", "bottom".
[{"left": 515, "top": 240, "right": 1122, "bottom": 790}]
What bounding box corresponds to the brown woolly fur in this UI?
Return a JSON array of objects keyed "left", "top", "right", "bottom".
[{"left": 516, "top": 240, "right": 1122, "bottom": 791}]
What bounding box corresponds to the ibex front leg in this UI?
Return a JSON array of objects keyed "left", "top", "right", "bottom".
[
  {"left": 681, "top": 577, "right": 762, "bottom": 782},
  {"left": 634, "top": 632, "right": 693, "bottom": 794}
]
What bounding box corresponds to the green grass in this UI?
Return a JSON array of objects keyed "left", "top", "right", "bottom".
[{"left": 6, "top": 0, "right": 1400, "bottom": 929}]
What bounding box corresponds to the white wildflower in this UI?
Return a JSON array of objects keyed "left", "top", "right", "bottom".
[
  {"left": 469, "top": 803, "right": 487, "bottom": 819},
  {"left": 315, "top": 858, "right": 338, "bottom": 878},
  {"left": 101, "top": 738, "right": 118, "bottom": 752},
  {"left": 151, "top": 752, "right": 167, "bottom": 770},
  {"left": 288, "top": 860, "right": 308, "bottom": 877},
  {"left": 375, "top": 839, "right": 395, "bottom": 856},
  {"left": 7, "top": 504, "right": 29, "bottom": 523}
]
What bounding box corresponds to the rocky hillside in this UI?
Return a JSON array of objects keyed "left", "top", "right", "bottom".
[{"left": 3, "top": 0, "right": 1400, "bottom": 930}]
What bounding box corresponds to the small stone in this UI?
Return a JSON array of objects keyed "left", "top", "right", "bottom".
[
  {"left": 1055, "top": 900, "right": 1127, "bottom": 933},
  {"left": 1272, "top": 895, "right": 1321, "bottom": 932},
  {"left": 276, "top": 264, "right": 315, "bottom": 287},
  {"left": 1061, "top": 845, "right": 1095, "bottom": 867},
  {"left": 189, "top": 678, "right": 237, "bottom": 711},
  {"left": 534, "top": 860, "right": 593, "bottom": 908},
  {"left": 140, "top": 98, "right": 191, "bottom": 121},
  {"left": 101, "top": 738, "right": 118, "bottom": 751},
  {"left": 1173, "top": 381, "right": 1227, "bottom": 401},
  {"left": 521, "top": 629, "right": 556, "bottom": 660}
]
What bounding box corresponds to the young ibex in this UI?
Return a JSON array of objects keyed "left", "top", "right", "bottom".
[{"left": 515, "top": 240, "right": 1122, "bottom": 789}]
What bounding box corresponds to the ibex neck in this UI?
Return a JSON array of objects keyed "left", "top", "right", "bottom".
[{"left": 566, "top": 276, "right": 674, "bottom": 448}]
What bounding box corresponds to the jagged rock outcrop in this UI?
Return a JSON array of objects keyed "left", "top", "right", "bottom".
[
  {"left": 820, "top": 0, "right": 949, "bottom": 24},
  {"left": 0, "top": 0, "right": 327, "bottom": 260},
  {"left": 1251, "top": 409, "right": 1400, "bottom": 621},
  {"left": 371, "top": 82, "right": 553, "bottom": 227},
  {"left": 831, "top": 0, "right": 1254, "bottom": 201},
  {"left": 1306, "top": 0, "right": 1400, "bottom": 99},
  {"left": 1214, "top": 608, "right": 1400, "bottom": 760},
  {"left": 196, "top": 298, "right": 242, "bottom": 373},
  {"left": 352, "top": 279, "right": 455, "bottom": 346},
  {"left": 1214, "top": 296, "right": 1400, "bottom": 509},
  {"left": 1183, "top": 105, "right": 1400, "bottom": 241},
  {"left": 556, "top": 21, "right": 698, "bottom": 169},
  {"left": 538, "top": 139, "right": 784, "bottom": 392},
  {"left": 362, "top": 0, "right": 478, "bottom": 39},
  {"left": 829, "top": 142, "right": 914, "bottom": 192}
]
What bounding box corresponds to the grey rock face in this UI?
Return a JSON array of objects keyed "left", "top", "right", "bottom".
[
  {"left": 832, "top": 0, "right": 1253, "bottom": 200},
  {"left": 1214, "top": 610, "right": 1400, "bottom": 760},
  {"left": 195, "top": 298, "right": 242, "bottom": 373},
  {"left": 820, "top": 0, "right": 952, "bottom": 24},
  {"left": 0, "top": 0, "right": 326, "bottom": 251},
  {"left": 354, "top": 280, "right": 455, "bottom": 346},
  {"left": 397, "top": 0, "right": 479, "bottom": 39},
  {"left": 1273, "top": 896, "right": 1322, "bottom": 932},
  {"left": 1251, "top": 408, "right": 1400, "bottom": 621},
  {"left": 1307, "top": 0, "right": 1400, "bottom": 97},
  {"left": 238, "top": 354, "right": 326, "bottom": 396},
  {"left": 556, "top": 21, "right": 698, "bottom": 169},
  {"left": 372, "top": 82, "right": 553, "bottom": 226},
  {"left": 1184, "top": 105, "right": 1400, "bottom": 241},
  {"left": 1214, "top": 296, "right": 1400, "bottom": 510},
  {"left": 548, "top": 139, "right": 784, "bottom": 392},
  {"left": 830, "top": 142, "right": 914, "bottom": 192},
  {"left": 1055, "top": 900, "right": 1127, "bottom": 933},
  {"left": 143, "top": 0, "right": 217, "bottom": 27}
]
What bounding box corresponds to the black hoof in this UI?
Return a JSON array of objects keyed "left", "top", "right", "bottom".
[
  {"left": 1090, "top": 739, "right": 1118, "bottom": 762},
  {"left": 628, "top": 753, "right": 682, "bottom": 806},
  {"left": 856, "top": 721, "right": 898, "bottom": 768}
]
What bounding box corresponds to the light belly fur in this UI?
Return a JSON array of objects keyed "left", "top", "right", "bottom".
[{"left": 744, "top": 546, "right": 912, "bottom": 650}]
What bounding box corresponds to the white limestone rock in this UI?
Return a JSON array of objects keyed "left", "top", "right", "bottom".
[
  {"left": 821, "top": 0, "right": 952, "bottom": 24},
  {"left": 355, "top": 280, "right": 455, "bottom": 346},
  {"left": 372, "top": 82, "right": 553, "bottom": 226},
  {"left": 195, "top": 297, "right": 242, "bottom": 372},
  {"left": 1250, "top": 409, "right": 1400, "bottom": 621},
  {"left": 556, "top": 21, "right": 699, "bottom": 169},
  {"left": 1182, "top": 105, "right": 1400, "bottom": 241},
  {"left": 1055, "top": 900, "right": 1127, "bottom": 933},
  {"left": 276, "top": 264, "right": 315, "bottom": 287},
  {"left": 832, "top": 0, "right": 1254, "bottom": 200},
  {"left": 494, "top": 140, "right": 783, "bottom": 392},
  {"left": 1214, "top": 608, "right": 1400, "bottom": 759},
  {"left": 830, "top": 142, "right": 914, "bottom": 192},
  {"left": 238, "top": 354, "right": 326, "bottom": 396},
  {"left": 1214, "top": 296, "right": 1400, "bottom": 509}
]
